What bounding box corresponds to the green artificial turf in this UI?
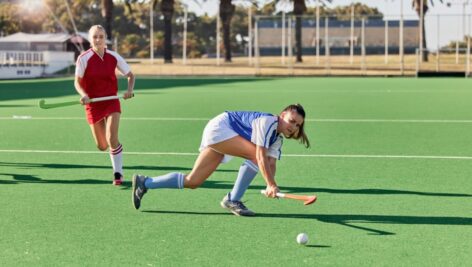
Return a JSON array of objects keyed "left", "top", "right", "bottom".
[{"left": 0, "top": 77, "right": 471, "bottom": 266}]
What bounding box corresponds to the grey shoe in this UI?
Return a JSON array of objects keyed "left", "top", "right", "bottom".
[
  {"left": 132, "top": 174, "right": 148, "bottom": 210},
  {"left": 220, "top": 194, "right": 255, "bottom": 216}
]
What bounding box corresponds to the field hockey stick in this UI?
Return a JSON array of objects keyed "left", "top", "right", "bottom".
[
  {"left": 38, "top": 93, "right": 133, "bottom": 109},
  {"left": 260, "top": 190, "right": 317, "bottom": 205}
]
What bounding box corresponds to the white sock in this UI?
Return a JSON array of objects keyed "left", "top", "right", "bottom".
[{"left": 110, "top": 143, "right": 123, "bottom": 175}]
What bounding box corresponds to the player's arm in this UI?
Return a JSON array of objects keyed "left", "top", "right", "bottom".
[
  {"left": 256, "top": 145, "right": 279, "bottom": 198},
  {"left": 74, "top": 76, "right": 90, "bottom": 104},
  {"left": 123, "top": 71, "right": 135, "bottom": 99},
  {"left": 269, "top": 156, "right": 277, "bottom": 179},
  {"left": 114, "top": 51, "right": 134, "bottom": 99}
]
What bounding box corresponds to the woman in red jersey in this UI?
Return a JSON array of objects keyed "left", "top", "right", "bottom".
[{"left": 74, "top": 25, "right": 135, "bottom": 185}]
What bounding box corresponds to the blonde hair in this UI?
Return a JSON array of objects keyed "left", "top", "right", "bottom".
[{"left": 88, "top": 25, "right": 107, "bottom": 41}]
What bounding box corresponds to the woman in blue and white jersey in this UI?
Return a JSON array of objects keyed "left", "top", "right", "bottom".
[{"left": 132, "top": 104, "right": 310, "bottom": 216}]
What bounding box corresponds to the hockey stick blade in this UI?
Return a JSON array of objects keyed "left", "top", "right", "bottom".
[{"left": 38, "top": 99, "right": 80, "bottom": 109}]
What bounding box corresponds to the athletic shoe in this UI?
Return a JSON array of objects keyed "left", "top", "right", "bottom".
[
  {"left": 113, "top": 172, "right": 123, "bottom": 186},
  {"left": 220, "top": 194, "right": 255, "bottom": 216},
  {"left": 132, "top": 174, "right": 148, "bottom": 210}
]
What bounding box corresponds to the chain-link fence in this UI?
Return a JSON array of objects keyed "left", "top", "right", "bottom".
[{"left": 123, "top": 11, "right": 472, "bottom": 77}]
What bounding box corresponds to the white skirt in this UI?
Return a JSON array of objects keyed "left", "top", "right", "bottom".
[{"left": 199, "top": 112, "right": 238, "bottom": 163}]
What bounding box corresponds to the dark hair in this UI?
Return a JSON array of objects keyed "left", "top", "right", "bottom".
[{"left": 281, "top": 103, "right": 310, "bottom": 148}]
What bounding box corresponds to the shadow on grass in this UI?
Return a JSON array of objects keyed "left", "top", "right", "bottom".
[
  {"left": 0, "top": 173, "right": 132, "bottom": 189},
  {"left": 0, "top": 161, "right": 236, "bottom": 189},
  {"left": 142, "top": 210, "right": 472, "bottom": 236},
  {"left": 200, "top": 180, "right": 472, "bottom": 198},
  {"left": 0, "top": 104, "right": 34, "bottom": 108},
  {"left": 305, "top": 245, "right": 331, "bottom": 248},
  {"left": 282, "top": 186, "right": 472, "bottom": 198},
  {"left": 1, "top": 161, "right": 468, "bottom": 198},
  {"left": 0, "top": 161, "right": 237, "bottom": 173},
  {"left": 0, "top": 77, "right": 269, "bottom": 102}
]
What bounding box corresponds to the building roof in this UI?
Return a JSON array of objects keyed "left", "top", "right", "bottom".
[{"left": 0, "top": 32, "right": 89, "bottom": 43}]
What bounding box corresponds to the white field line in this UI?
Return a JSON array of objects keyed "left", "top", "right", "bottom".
[
  {"left": 1, "top": 149, "right": 472, "bottom": 160},
  {"left": 3, "top": 116, "right": 472, "bottom": 123}
]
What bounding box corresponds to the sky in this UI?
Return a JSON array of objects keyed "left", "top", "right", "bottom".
[{"left": 187, "top": 0, "right": 472, "bottom": 50}]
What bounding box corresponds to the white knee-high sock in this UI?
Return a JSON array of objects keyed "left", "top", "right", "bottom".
[
  {"left": 229, "top": 160, "right": 259, "bottom": 201},
  {"left": 110, "top": 144, "right": 123, "bottom": 175},
  {"left": 145, "top": 172, "right": 185, "bottom": 189}
]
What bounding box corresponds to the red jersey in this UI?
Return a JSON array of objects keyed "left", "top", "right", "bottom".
[{"left": 75, "top": 48, "right": 131, "bottom": 124}]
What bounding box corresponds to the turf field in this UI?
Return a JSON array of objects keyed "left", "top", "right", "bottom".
[{"left": 0, "top": 77, "right": 471, "bottom": 266}]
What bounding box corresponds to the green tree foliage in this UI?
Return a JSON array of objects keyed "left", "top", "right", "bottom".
[
  {"left": 305, "top": 2, "right": 383, "bottom": 19},
  {"left": 0, "top": 3, "right": 21, "bottom": 35},
  {"left": 0, "top": 1, "right": 50, "bottom": 34},
  {"left": 443, "top": 36, "right": 471, "bottom": 50},
  {"left": 0, "top": 0, "right": 385, "bottom": 60},
  {"left": 120, "top": 33, "right": 147, "bottom": 57}
]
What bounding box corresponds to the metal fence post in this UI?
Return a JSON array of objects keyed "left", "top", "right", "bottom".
[{"left": 282, "top": 12, "right": 286, "bottom": 65}]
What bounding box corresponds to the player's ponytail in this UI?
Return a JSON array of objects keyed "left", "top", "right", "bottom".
[{"left": 282, "top": 103, "right": 310, "bottom": 148}]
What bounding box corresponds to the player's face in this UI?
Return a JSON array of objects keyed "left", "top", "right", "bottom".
[
  {"left": 90, "top": 28, "right": 106, "bottom": 51},
  {"left": 278, "top": 110, "right": 304, "bottom": 139}
]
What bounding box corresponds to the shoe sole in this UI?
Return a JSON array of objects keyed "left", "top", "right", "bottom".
[
  {"left": 131, "top": 174, "right": 140, "bottom": 210},
  {"left": 220, "top": 201, "right": 255, "bottom": 217},
  {"left": 113, "top": 180, "right": 123, "bottom": 186},
  {"left": 220, "top": 201, "right": 241, "bottom": 216}
]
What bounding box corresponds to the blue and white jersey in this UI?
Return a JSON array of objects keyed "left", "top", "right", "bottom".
[{"left": 226, "top": 111, "right": 284, "bottom": 159}]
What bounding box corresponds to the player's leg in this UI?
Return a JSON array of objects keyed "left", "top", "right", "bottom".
[
  {"left": 211, "top": 136, "right": 258, "bottom": 216},
  {"left": 132, "top": 148, "right": 223, "bottom": 209},
  {"left": 142, "top": 147, "right": 223, "bottom": 190},
  {"left": 209, "top": 135, "right": 257, "bottom": 162},
  {"left": 211, "top": 136, "right": 260, "bottom": 199},
  {"left": 229, "top": 160, "right": 259, "bottom": 201},
  {"left": 89, "top": 119, "right": 108, "bottom": 151},
  {"left": 184, "top": 148, "right": 224, "bottom": 188},
  {"left": 106, "top": 112, "right": 123, "bottom": 185}
]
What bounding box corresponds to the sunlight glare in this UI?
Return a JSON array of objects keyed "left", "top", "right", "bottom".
[{"left": 21, "top": 0, "right": 44, "bottom": 13}]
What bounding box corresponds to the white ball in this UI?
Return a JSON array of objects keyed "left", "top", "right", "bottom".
[{"left": 296, "top": 233, "right": 308, "bottom": 245}]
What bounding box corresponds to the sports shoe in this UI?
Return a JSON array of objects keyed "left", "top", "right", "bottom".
[
  {"left": 220, "top": 194, "right": 255, "bottom": 216},
  {"left": 132, "top": 174, "right": 148, "bottom": 210},
  {"left": 113, "top": 172, "right": 123, "bottom": 186}
]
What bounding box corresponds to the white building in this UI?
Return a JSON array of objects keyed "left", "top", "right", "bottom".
[{"left": 0, "top": 32, "right": 89, "bottom": 79}]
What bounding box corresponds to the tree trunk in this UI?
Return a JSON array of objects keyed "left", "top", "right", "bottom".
[
  {"left": 219, "top": 0, "right": 235, "bottom": 62},
  {"left": 161, "top": 0, "right": 174, "bottom": 63},
  {"left": 421, "top": 15, "right": 428, "bottom": 61},
  {"left": 101, "top": 0, "right": 113, "bottom": 42},
  {"left": 413, "top": 0, "right": 429, "bottom": 62},
  {"left": 295, "top": 16, "right": 302, "bottom": 62},
  {"left": 293, "top": 0, "right": 307, "bottom": 63}
]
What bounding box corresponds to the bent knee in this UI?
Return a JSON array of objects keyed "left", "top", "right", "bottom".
[
  {"left": 185, "top": 182, "right": 202, "bottom": 189},
  {"left": 107, "top": 137, "right": 120, "bottom": 148},
  {"left": 184, "top": 178, "right": 204, "bottom": 189},
  {"left": 97, "top": 144, "right": 108, "bottom": 151}
]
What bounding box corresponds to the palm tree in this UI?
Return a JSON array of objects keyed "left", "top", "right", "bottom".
[
  {"left": 293, "top": 0, "right": 307, "bottom": 62},
  {"left": 412, "top": 0, "right": 428, "bottom": 62},
  {"left": 125, "top": 0, "right": 174, "bottom": 63},
  {"left": 219, "top": 0, "right": 236, "bottom": 62},
  {"left": 214, "top": 0, "right": 256, "bottom": 62},
  {"left": 412, "top": 0, "right": 447, "bottom": 62},
  {"left": 101, "top": 0, "right": 114, "bottom": 42},
  {"left": 271, "top": 0, "right": 331, "bottom": 63},
  {"left": 129, "top": 0, "right": 205, "bottom": 63},
  {"left": 160, "top": 0, "right": 175, "bottom": 63}
]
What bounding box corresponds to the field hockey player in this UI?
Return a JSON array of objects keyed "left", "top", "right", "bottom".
[
  {"left": 74, "top": 25, "right": 135, "bottom": 185},
  {"left": 132, "top": 104, "right": 310, "bottom": 216}
]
